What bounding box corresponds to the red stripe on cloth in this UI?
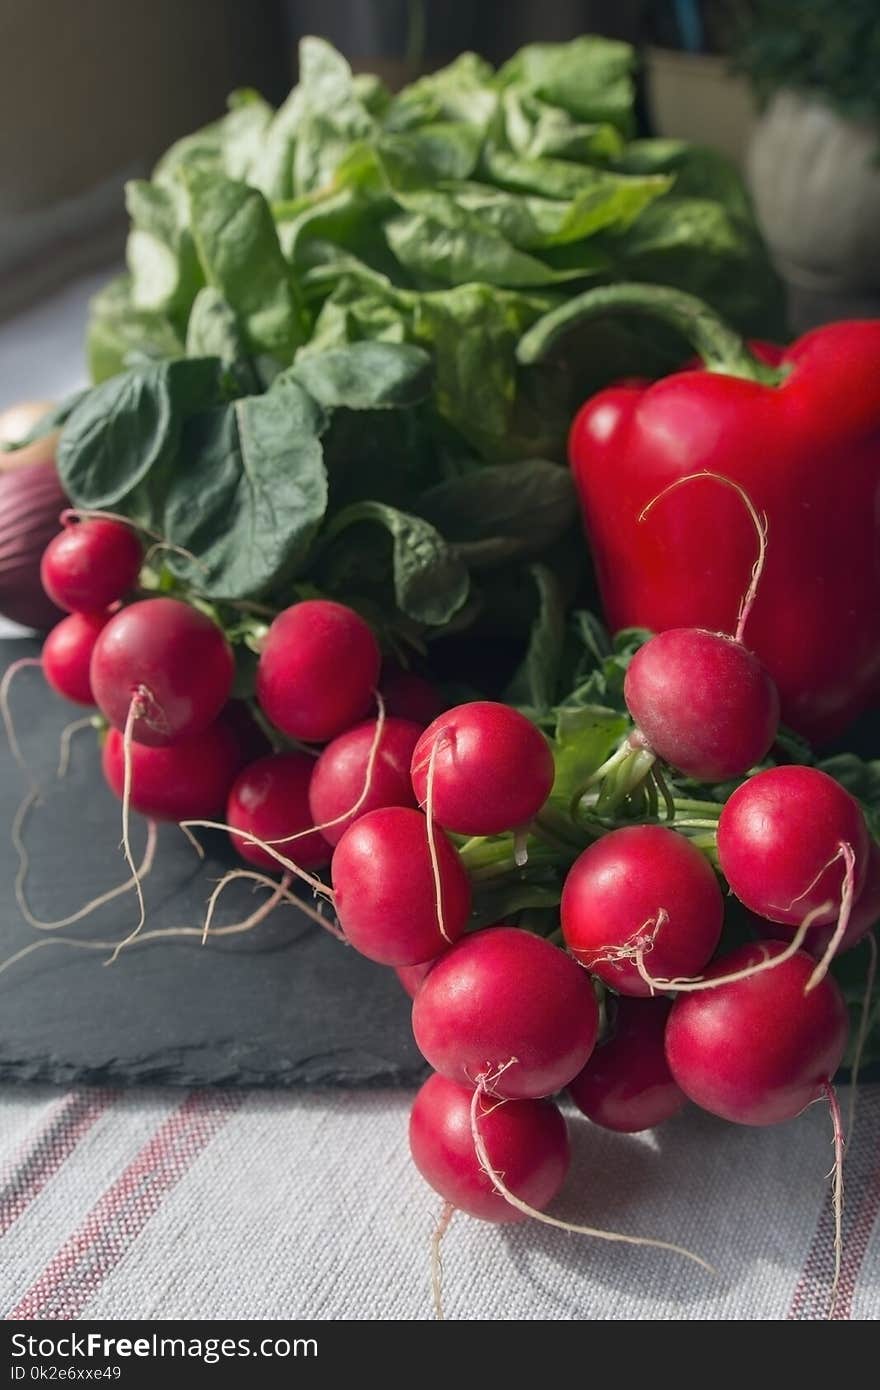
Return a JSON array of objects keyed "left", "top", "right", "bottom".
[
  {"left": 0, "top": 1090, "right": 117, "bottom": 1238},
  {"left": 7, "top": 1090, "right": 243, "bottom": 1321},
  {"left": 788, "top": 1089, "right": 880, "bottom": 1320}
]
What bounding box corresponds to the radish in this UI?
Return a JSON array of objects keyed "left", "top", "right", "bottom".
[
  {"left": 568, "top": 998, "right": 686, "bottom": 1133},
  {"left": 410, "top": 701, "right": 554, "bottom": 838},
  {"left": 757, "top": 838, "right": 880, "bottom": 960},
  {"left": 666, "top": 942, "right": 849, "bottom": 1309},
  {"left": 409, "top": 1072, "right": 570, "bottom": 1223},
  {"left": 89, "top": 597, "right": 234, "bottom": 746},
  {"left": 624, "top": 628, "right": 779, "bottom": 782},
  {"left": 221, "top": 699, "right": 273, "bottom": 765},
  {"left": 395, "top": 960, "right": 435, "bottom": 998},
  {"left": 622, "top": 473, "right": 779, "bottom": 782},
  {"left": 561, "top": 826, "right": 723, "bottom": 995},
  {"left": 42, "top": 610, "right": 110, "bottom": 705},
  {"left": 102, "top": 717, "right": 243, "bottom": 822},
  {"left": 308, "top": 716, "right": 422, "bottom": 846},
  {"left": 411, "top": 926, "right": 598, "bottom": 1098},
  {"left": 716, "top": 765, "right": 869, "bottom": 983},
  {"left": 331, "top": 806, "right": 471, "bottom": 965},
  {"left": 256, "top": 599, "right": 380, "bottom": 743},
  {"left": 40, "top": 518, "right": 142, "bottom": 613},
  {"left": 227, "top": 752, "right": 331, "bottom": 872},
  {"left": 411, "top": 1066, "right": 710, "bottom": 1285},
  {"left": 380, "top": 666, "right": 445, "bottom": 727}
]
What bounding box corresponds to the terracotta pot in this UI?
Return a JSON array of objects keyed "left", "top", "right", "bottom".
[{"left": 747, "top": 90, "right": 880, "bottom": 330}]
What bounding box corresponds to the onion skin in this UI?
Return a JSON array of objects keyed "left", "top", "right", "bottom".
[{"left": 0, "top": 459, "right": 66, "bottom": 629}]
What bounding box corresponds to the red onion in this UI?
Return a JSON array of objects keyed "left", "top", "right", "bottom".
[{"left": 0, "top": 460, "right": 66, "bottom": 629}]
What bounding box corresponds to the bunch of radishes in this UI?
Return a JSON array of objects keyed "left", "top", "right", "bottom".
[{"left": 13, "top": 510, "right": 880, "bottom": 1311}]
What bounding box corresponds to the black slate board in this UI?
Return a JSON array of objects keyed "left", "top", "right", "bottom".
[{"left": 0, "top": 639, "right": 425, "bottom": 1089}]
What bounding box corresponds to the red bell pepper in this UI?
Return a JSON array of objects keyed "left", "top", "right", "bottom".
[{"left": 518, "top": 285, "right": 880, "bottom": 744}]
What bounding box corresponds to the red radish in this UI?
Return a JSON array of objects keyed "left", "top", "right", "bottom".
[
  {"left": 227, "top": 753, "right": 330, "bottom": 871},
  {"left": 331, "top": 806, "right": 471, "bottom": 965},
  {"left": 667, "top": 938, "right": 849, "bottom": 1312},
  {"left": 665, "top": 943, "right": 848, "bottom": 1125},
  {"left": 256, "top": 600, "right": 380, "bottom": 743},
  {"left": 624, "top": 628, "right": 779, "bottom": 781},
  {"left": 395, "top": 960, "right": 435, "bottom": 998},
  {"left": 89, "top": 597, "right": 234, "bottom": 746},
  {"left": 308, "top": 717, "right": 422, "bottom": 846},
  {"left": 561, "top": 826, "right": 723, "bottom": 995},
  {"left": 380, "top": 666, "right": 445, "bottom": 727},
  {"left": 42, "top": 610, "right": 110, "bottom": 705},
  {"left": 409, "top": 1073, "right": 570, "bottom": 1223},
  {"left": 410, "top": 701, "right": 554, "bottom": 837},
  {"left": 102, "top": 717, "right": 243, "bottom": 822},
  {"left": 717, "top": 766, "right": 869, "bottom": 936},
  {"left": 412, "top": 926, "right": 598, "bottom": 1099},
  {"left": 758, "top": 839, "right": 880, "bottom": 960},
  {"left": 620, "top": 472, "right": 779, "bottom": 782},
  {"left": 221, "top": 699, "right": 272, "bottom": 765},
  {"left": 40, "top": 518, "right": 142, "bottom": 613},
  {"left": 568, "top": 998, "right": 686, "bottom": 1133}
]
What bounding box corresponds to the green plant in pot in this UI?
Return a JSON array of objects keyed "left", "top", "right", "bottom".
[{"left": 735, "top": 0, "right": 880, "bottom": 330}]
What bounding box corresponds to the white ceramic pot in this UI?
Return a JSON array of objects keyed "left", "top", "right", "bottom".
[{"left": 747, "top": 90, "right": 880, "bottom": 330}]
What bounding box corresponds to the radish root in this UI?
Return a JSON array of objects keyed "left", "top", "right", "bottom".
[
  {"left": 262, "top": 689, "right": 386, "bottom": 849},
  {"left": 805, "top": 844, "right": 856, "bottom": 993},
  {"left": 201, "top": 869, "right": 346, "bottom": 945},
  {"left": 0, "top": 656, "right": 42, "bottom": 775},
  {"left": 638, "top": 471, "right": 768, "bottom": 644},
  {"left": 823, "top": 1081, "right": 845, "bottom": 1320},
  {"left": 180, "top": 818, "right": 335, "bottom": 902},
  {"left": 430, "top": 1201, "right": 454, "bottom": 1322},
  {"left": 424, "top": 736, "right": 451, "bottom": 944},
  {"left": 0, "top": 874, "right": 300, "bottom": 981},
  {"left": 469, "top": 1066, "right": 714, "bottom": 1272},
  {"left": 638, "top": 900, "right": 832, "bottom": 994},
  {"left": 14, "top": 789, "right": 157, "bottom": 930},
  {"left": 56, "top": 716, "right": 94, "bottom": 779},
  {"left": 105, "top": 693, "right": 150, "bottom": 962},
  {"left": 589, "top": 910, "right": 668, "bottom": 994},
  {"left": 179, "top": 822, "right": 206, "bottom": 860}
]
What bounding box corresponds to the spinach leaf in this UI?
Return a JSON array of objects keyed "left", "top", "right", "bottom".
[
  {"left": 502, "top": 89, "right": 624, "bottom": 163},
  {"left": 289, "top": 342, "right": 432, "bottom": 410},
  {"left": 504, "top": 565, "right": 567, "bottom": 714},
  {"left": 163, "top": 376, "right": 328, "bottom": 599},
  {"left": 320, "top": 500, "right": 469, "bottom": 626},
  {"left": 185, "top": 287, "right": 248, "bottom": 364},
  {"left": 606, "top": 195, "right": 788, "bottom": 338},
  {"left": 410, "top": 283, "right": 552, "bottom": 458},
  {"left": 57, "top": 357, "right": 222, "bottom": 509},
  {"left": 125, "top": 180, "right": 202, "bottom": 320},
  {"left": 86, "top": 276, "right": 184, "bottom": 384},
  {"left": 418, "top": 459, "right": 576, "bottom": 566},
  {"left": 185, "top": 171, "right": 305, "bottom": 361},
  {"left": 482, "top": 147, "right": 671, "bottom": 228},
  {"left": 498, "top": 36, "right": 637, "bottom": 134},
  {"left": 385, "top": 205, "right": 585, "bottom": 288},
  {"left": 292, "top": 37, "right": 375, "bottom": 196},
  {"left": 385, "top": 52, "right": 498, "bottom": 134}
]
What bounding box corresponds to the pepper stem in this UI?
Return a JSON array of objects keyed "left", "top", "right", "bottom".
[{"left": 517, "top": 283, "right": 786, "bottom": 386}]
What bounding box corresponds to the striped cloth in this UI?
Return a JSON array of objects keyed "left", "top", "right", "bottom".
[{"left": 2, "top": 1084, "right": 878, "bottom": 1320}]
